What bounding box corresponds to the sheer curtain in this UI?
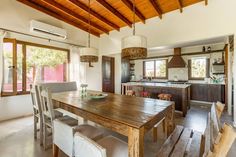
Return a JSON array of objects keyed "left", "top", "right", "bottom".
[
  {"left": 0, "top": 30, "right": 6, "bottom": 95},
  {"left": 69, "top": 46, "right": 86, "bottom": 88}
]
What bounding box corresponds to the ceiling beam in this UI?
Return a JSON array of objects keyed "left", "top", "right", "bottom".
[
  {"left": 121, "top": 0, "right": 145, "bottom": 24},
  {"left": 148, "top": 0, "right": 162, "bottom": 19},
  {"left": 176, "top": 0, "right": 183, "bottom": 13},
  {"left": 95, "top": 0, "right": 132, "bottom": 27},
  {"left": 41, "top": 0, "right": 109, "bottom": 34},
  {"left": 205, "top": 0, "right": 208, "bottom": 6},
  {"left": 68, "top": 0, "right": 120, "bottom": 31},
  {"left": 16, "top": 0, "right": 100, "bottom": 37}
]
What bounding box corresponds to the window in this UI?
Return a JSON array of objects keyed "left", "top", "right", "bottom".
[
  {"left": 2, "top": 39, "right": 69, "bottom": 96},
  {"left": 188, "top": 58, "right": 209, "bottom": 80},
  {"left": 143, "top": 59, "right": 167, "bottom": 79}
]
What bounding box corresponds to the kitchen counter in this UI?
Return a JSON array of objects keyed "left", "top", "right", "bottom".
[
  {"left": 122, "top": 82, "right": 191, "bottom": 89},
  {"left": 121, "top": 82, "right": 190, "bottom": 117}
]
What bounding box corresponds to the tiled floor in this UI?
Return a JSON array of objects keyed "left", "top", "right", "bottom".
[{"left": 0, "top": 104, "right": 235, "bottom": 157}]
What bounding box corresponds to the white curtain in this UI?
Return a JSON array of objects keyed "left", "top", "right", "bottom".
[
  {"left": 69, "top": 46, "right": 86, "bottom": 88},
  {"left": 0, "top": 30, "right": 6, "bottom": 95}
]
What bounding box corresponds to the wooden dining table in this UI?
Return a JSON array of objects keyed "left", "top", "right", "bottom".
[{"left": 52, "top": 90, "right": 175, "bottom": 157}]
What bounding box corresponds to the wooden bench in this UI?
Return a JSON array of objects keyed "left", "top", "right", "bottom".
[{"left": 157, "top": 125, "right": 204, "bottom": 157}]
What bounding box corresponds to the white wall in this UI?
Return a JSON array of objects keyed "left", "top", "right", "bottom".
[
  {"left": 0, "top": 0, "right": 99, "bottom": 121},
  {"left": 99, "top": 0, "right": 236, "bottom": 54}
]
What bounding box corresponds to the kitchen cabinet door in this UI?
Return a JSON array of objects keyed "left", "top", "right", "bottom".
[
  {"left": 208, "top": 85, "right": 224, "bottom": 102},
  {"left": 190, "top": 84, "right": 208, "bottom": 101}
]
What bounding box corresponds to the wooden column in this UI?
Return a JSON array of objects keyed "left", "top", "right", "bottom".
[{"left": 128, "top": 127, "right": 144, "bottom": 157}]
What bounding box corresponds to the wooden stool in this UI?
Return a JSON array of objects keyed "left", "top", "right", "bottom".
[
  {"left": 126, "top": 90, "right": 135, "bottom": 96},
  {"left": 158, "top": 93, "right": 172, "bottom": 101},
  {"left": 140, "top": 91, "right": 150, "bottom": 98}
]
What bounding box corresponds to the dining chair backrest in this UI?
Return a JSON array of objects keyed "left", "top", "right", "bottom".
[
  {"left": 53, "top": 119, "right": 75, "bottom": 157},
  {"left": 39, "top": 86, "right": 55, "bottom": 122},
  {"left": 216, "top": 101, "right": 225, "bottom": 119},
  {"left": 74, "top": 132, "right": 106, "bottom": 157},
  {"left": 30, "top": 84, "right": 42, "bottom": 115},
  {"left": 210, "top": 103, "right": 221, "bottom": 145},
  {"left": 39, "top": 82, "right": 77, "bottom": 93},
  {"left": 203, "top": 112, "right": 213, "bottom": 157}
]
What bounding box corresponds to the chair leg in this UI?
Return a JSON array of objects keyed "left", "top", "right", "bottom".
[
  {"left": 53, "top": 144, "right": 59, "bottom": 157},
  {"left": 43, "top": 124, "right": 47, "bottom": 150},
  {"left": 40, "top": 119, "right": 43, "bottom": 146},
  {"left": 33, "top": 115, "right": 37, "bottom": 139},
  {"left": 153, "top": 127, "right": 158, "bottom": 142}
]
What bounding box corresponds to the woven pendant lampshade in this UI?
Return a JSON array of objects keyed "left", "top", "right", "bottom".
[
  {"left": 121, "top": 35, "right": 147, "bottom": 59},
  {"left": 80, "top": 0, "right": 98, "bottom": 67},
  {"left": 80, "top": 47, "right": 98, "bottom": 67},
  {"left": 121, "top": 0, "right": 147, "bottom": 60}
]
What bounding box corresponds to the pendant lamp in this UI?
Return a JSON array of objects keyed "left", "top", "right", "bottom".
[
  {"left": 121, "top": 0, "right": 147, "bottom": 59},
  {"left": 80, "top": 0, "right": 98, "bottom": 67}
]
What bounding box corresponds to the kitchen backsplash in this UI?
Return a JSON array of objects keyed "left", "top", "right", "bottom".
[{"left": 168, "top": 68, "right": 188, "bottom": 81}]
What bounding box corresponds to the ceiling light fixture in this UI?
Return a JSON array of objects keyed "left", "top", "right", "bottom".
[
  {"left": 121, "top": 0, "right": 147, "bottom": 59},
  {"left": 80, "top": 0, "right": 98, "bottom": 67}
]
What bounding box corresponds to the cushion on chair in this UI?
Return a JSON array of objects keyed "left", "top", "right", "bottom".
[
  {"left": 54, "top": 108, "right": 79, "bottom": 120},
  {"left": 74, "top": 124, "right": 104, "bottom": 141},
  {"left": 97, "top": 136, "right": 128, "bottom": 157},
  {"left": 74, "top": 132, "right": 106, "bottom": 157}
]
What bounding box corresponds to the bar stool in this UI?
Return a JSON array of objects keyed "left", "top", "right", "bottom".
[
  {"left": 126, "top": 90, "right": 135, "bottom": 96},
  {"left": 158, "top": 93, "right": 172, "bottom": 101},
  {"left": 140, "top": 91, "right": 150, "bottom": 98}
]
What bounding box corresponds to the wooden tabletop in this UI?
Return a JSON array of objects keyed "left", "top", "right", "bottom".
[{"left": 52, "top": 90, "right": 174, "bottom": 129}]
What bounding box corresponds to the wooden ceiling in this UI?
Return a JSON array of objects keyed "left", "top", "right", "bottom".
[{"left": 17, "top": 0, "right": 208, "bottom": 37}]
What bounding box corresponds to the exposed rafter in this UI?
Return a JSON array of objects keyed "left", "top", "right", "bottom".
[
  {"left": 176, "top": 0, "right": 183, "bottom": 13},
  {"left": 40, "top": 0, "right": 109, "bottom": 34},
  {"left": 205, "top": 0, "right": 208, "bottom": 6},
  {"left": 68, "top": 0, "right": 120, "bottom": 31},
  {"left": 148, "top": 0, "right": 162, "bottom": 19},
  {"left": 95, "top": 0, "right": 132, "bottom": 27},
  {"left": 121, "top": 0, "right": 145, "bottom": 24},
  {"left": 16, "top": 0, "right": 100, "bottom": 37}
]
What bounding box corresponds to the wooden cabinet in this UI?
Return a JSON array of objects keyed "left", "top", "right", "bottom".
[
  {"left": 190, "top": 84, "right": 225, "bottom": 103},
  {"left": 190, "top": 84, "right": 208, "bottom": 101}
]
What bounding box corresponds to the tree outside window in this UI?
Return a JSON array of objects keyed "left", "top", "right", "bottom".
[
  {"left": 144, "top": 59, "right": 167, "bottom": 79},
  {"left": 189, "top": 58, "right": 209, "bottom": 80}
]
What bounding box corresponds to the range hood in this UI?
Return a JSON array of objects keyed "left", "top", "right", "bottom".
[{"left": 168, "top": 48, "right": 186, "bottom": 68}]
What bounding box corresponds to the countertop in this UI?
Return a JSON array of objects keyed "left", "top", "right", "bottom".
[{"left": 122, "top": 82, "right": 191, "bottom": 89}]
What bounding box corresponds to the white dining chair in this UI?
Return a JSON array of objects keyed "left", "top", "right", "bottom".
[
  {"left": 74, "top": 132, "right": 128, "bottom": 157},
  {"left": 38, "top": 86, "right": 79, "bottom": 150},
  {"left": 53, "top": 119, "right": 104, "bottom": 157},
  {"left": 30, "top": 84, "right": 43, "bottom": 145},
  {"left": 39, "top": 82, "right": 79, "bottom": 120}
]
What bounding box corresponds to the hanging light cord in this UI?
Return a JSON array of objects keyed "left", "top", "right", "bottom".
[
  {"left": 133, "top": 0, "right": 136, "bottom": 36},
  {"left": 88, "top": 0, "right": 91, "bottom": 48}
]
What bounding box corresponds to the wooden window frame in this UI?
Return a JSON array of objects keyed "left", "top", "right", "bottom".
[
  {"left": 143, "top": 59, "right": 168, "bottom": 79},
  {"left": 1, "top": 38, "right": 70, "bottom": 97},
  {"left": 188, "top": 58, "right": 210, "bottom": 80}
]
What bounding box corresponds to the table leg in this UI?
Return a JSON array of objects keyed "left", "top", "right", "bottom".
[
  {"left": 53, "top": 144, "right": 59, "bottom": 157},
  {"left": 152, "top": 127, "right": 157, "bottom": 142},
  {"left": 165, "top": 103, "right": 175, "bottom": 136},
  {"left": 128, "top": 127, "right": 144, "bottom": 157}
]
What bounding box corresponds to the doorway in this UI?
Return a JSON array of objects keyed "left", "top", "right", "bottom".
[{"left": 102, "top": 56, "right": 115, "bottom": 93}]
